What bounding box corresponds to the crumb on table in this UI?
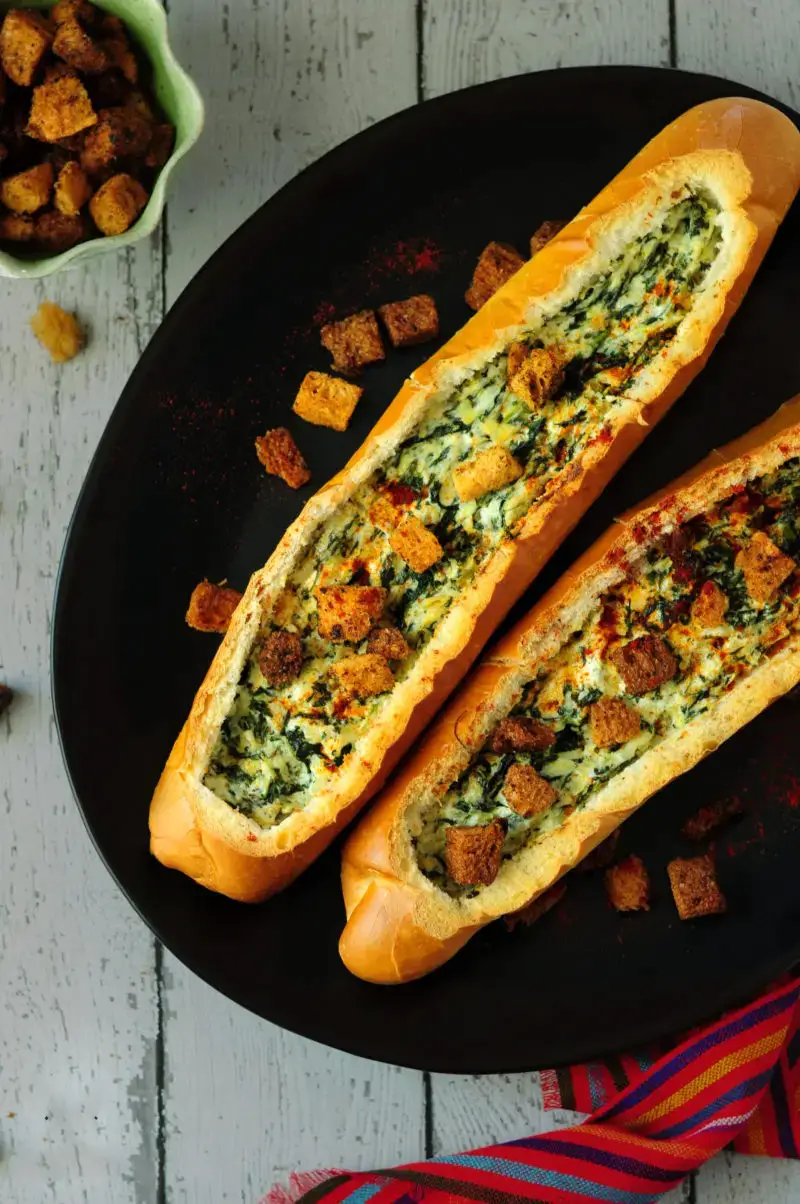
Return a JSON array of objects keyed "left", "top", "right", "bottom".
[{"left": 30, "top": 301, "right": 84, "bottom": 362}]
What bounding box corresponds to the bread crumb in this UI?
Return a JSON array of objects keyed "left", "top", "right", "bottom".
[{"left": 30, "top": 301, "right": 84, "bottom": 362}]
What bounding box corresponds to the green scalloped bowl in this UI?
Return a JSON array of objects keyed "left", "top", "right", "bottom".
[{"left": 0, "top": 0, "right": 204, "bottom": 278}]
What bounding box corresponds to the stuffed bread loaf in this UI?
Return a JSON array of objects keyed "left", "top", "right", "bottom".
[{"left": 150, "top": 97, "right": 800, "bottom": 903}]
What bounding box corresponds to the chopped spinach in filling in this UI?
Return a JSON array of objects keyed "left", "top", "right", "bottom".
[
  {"left": 416, "top": 459, "right": 800, "bottom": 897},
  {"left": 204, "top": 193, "right": 723, "bottom": 827}
]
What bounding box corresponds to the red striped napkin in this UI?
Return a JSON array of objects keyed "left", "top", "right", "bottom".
[{"left": 263, "top": 975, "right": 800, "bottom": 1204}]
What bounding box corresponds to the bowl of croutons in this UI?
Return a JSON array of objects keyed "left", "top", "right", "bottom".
[{"left": 0, "top": 0, "right": 203, "bottom": 277}]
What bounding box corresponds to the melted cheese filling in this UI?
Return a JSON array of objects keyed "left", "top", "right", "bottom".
[
  {"left": 416, "top": 459, "right": 800, "bottom": 897},
  {"left": 204, "top": 193, "right": 723, "bottom": 826}
]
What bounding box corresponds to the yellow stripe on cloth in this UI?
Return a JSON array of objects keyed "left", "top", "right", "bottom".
[{"left": 634, "top": 1029, "right": 786, "bottom": 1125}]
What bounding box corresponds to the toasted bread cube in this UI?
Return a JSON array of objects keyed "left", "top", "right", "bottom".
[
  {"left": 445, "top": 820, "right": 505, "bottom": 886},
  {"left": 465, "top": 241, "right": 525, "bottom": 310},
  {"left": 488, "top": 716, "right": 555, "bottom": 754},
  {"left": 735, "top": 531, "right": 795, "bottom": 603},
  {"left": 609, "top": 634, "right": 678, "bottom": 696},
  {"left": 530, "top": 219, "right": 567, "bottom": 256},
  {"left": 590, "top": 697, "right": 641, "bottom": 748},
  {"left": 506, "top": 340, "right": 528, "bottom": 379},
  {"left": 28, "top": 73, "right": 97, "bottom": 141},
  {"left": 367, "top": 626, "right": 411, "bottom": 661},
  {"left": 292, "top": 370, "right": 362, "bottom": 432},
  {"left": 0, "top": 213, "right": 35, "bottom": 242},
  {"left": 503, "top": 763, "right": 558, "bottom": 818},
  {"left": 52, "top": 1, "right": 99, "bottom": 24},
  {"left": 331, "top": 652, "right": 394, "bottom": 699},
  {"left": 682, "top": 797, "right": 744, "bottom": 842},
  {"left": 509, "top": 346, "right": 564, "bottom": 409},
  {"left": 30, "top": 301, "right": 84, "bottom": 362},
  {"left": 54, "top": 160, "right": 92, "bottom": 216},
  {"left": 186, "top": 581, "right": 242, "bottom": 633},
  {"left": 316, "top": 585, "right": 386, "bottom": 643},
  {"left": 453, "top": 444, "right": 523, "bottom": 503},
  {"left": 378, "top": 294, "right": 439, "bottom": 348},
  {"left": 36, "top": 209, "right": 87, "bottom": 251},
  {"left": 81, "top": 106, "right": 152, "bottom": 173},
  {"left": 145, "top": 123, "right": 175, "bottom": 169},
  {"left": 389, "top": 514, "right": 443, "bottom": 574},
  {"left": 1, "top": 162, "right": 54, "bottom": 213},
  {"left": 89, "top": 172, "right": 148, "bottom": 235},
  {"left": 258, "top": 630, "right": 303, "bottom": 687},
  {"left": 321, "top": 309, "right": 385, "bottom": 375},
  {"left": 53, "top": 16, "right": 109, "bottom": 73},
  {"left": 103, "top": 30, "right": 138, "bottom": 84},
  {"left": 368, "top": 495, "right": 400, "bottom": 532},
  {"left": 255, "top": 427, "right": 310, "bottom": 489},
  {"left": 605, "top": 855, "right": 650, "bottom": 912},
  {"left": 667, "top": 854, "right": 727, "bottom": 919},
  {"left": 0, "top": 10, "right": 53, "bottom": 87},
  {"left": 691, "top": 580, "right": 728, "bottom": 628}
]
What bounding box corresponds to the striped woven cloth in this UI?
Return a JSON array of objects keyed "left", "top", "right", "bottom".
[{"left": 263, "top": 975, "right": 800, "bottom": 1204}]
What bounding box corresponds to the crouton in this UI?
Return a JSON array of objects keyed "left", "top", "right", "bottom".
[
  {"left": 506, "top": 340, "right": 528, "bottom": 379},
  {"left": 590, "top": 697, "right": 641, "bottom": 748},
  {"left": 682, "top": 797, "right": 744, "bottom": 842},
  {"left": 609, "top": 635, "right": 678, "bottom": 695},
  {"left": 89, "top": 172, "right": 148, "bottom": 235},
  {"left": 0, "top": 10, "right": 53, "bottom": 87},
  {"left": 0, "top": 213, "right": 35, "bottom": 242},
  {"left": 503, "top": 763, "right": 558, "bottom": 818},
  {"left": 488, "top": 716, "right": 555, "bottom": 754},
  {"left": 27, "top": 72, "right": 97, "bottom": 141},
  {"left": 316, "top": 585, "right": 387, "bottom": 643},
  {"left": 367, "top": 626, "right": 411, "bottom": 661},
  {"left": 292, "top": 370, "right": 363, "bottom": 432},
  {"left": 185, "top": 581, "right": 242, "bottom": 633},
  {"left": 258, "top": 630, "right": 303, "bottom": 687},
  {"left": 331, "top": 652, "right": 394, "bottom": 699},
  {"left": 605, "top": 855, "right": 650, "bottom": 912},
  {"left": 52, "top": 1, "right": 98, "bottom": 24},
  {"left": 30, "top": 301, "right": 84, "bottom": 362},
  {"left": 145, "top": 123, "right": 175, "bottom": 169},
  {"left": 504, "top": 881, "right": 567, "bottom": 931},
  {"left": 445, "top": 820, "right": 506, "bottom": 886},
  {"left": 54, "top": 160, "right": 92, "bottom": 215},
  {"left": 254, "top": 427, "right": 310, "bottom": 490},
  {"left": 509, "top": 346, "right": 564, "bottom": 409},
  {"left": 0, "top": 683, "right": 13, "bottom": 717},
  {"left": 36, "top": 209, "right": 87, "bottom": 251},
  {"left": 465, "top": 241, "right": 525, "bottom": 310},
  {"left": 389, "top": 514, "right": 443, "bottom": 573},
  {"left": 81, "top": 107, "right": 151, "bottom": 173},
  {"left": 368, "top": 495, "right": 400, "bottom": 532},
  {"left": 53, "top": 17, "right": 109, "bottom": 74},
  {"left": 103, "top": 30, "right": 137, "bottom": 84},
  {"left": 667, "top": 854, "right": 727, "bottom": 919},
  {"left": 453, "top": 444, "right": 523, "bottom": 503},
  {"left": 691, "top": 579, "right": 728, "bottom": 628},
  {"left": 530, "top": 219, "right": 567, "bottom": 256},
  {"left": 735, "top": 531, "right": 795, "bottom": 603},
  {"left": 320, "top": 309, "right": 385, "bottom": 374},
  {"left": 378, "top": 294, "right": 439, "bottom": 348},
  {"left": 1, "top": 162, "right": 54, "bottom": 213}
]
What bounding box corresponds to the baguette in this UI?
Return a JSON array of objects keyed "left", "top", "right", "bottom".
[
  {"left": 339, "top": 397, "right": 800, "bottom": 982},
  {"left": 150, "top": 97, "right": 800, "bottom": 903}
]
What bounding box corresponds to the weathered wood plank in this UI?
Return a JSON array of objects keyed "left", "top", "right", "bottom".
[
  {"left": 161, "top": 4, "right": 423, "bottom": 1201},
  {"left": 0, "top": 248, "right": 163, "bottom": 1204},
  {"left": 422, "top": 0, "right": 670, "bottom": 98}
]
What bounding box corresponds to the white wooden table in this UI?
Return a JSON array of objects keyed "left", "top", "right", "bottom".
[{"left": 2, "top": 2, "right": 799, "bottom": 1201}]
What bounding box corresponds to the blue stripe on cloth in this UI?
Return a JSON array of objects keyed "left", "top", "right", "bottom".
[
  {"left": 587, "top": 1065, "right": 606, "bottom": 1111},
  {"left": 787, "top": 1028, "right": 800, "bottom": 1069},
  {"left": 648, "top": 1069, "right": 774, "bottom": 1140},
  {"left": 340, "top": 1185, "right": 384, "bottom": 1204},
  {"left": 769, "top": 1058, "right": 799, "bottom": 1158},
  {"left": 437, "top": 1154, "right": 663, "bottom": 1203},
  {"left": 504, "top": 1136, "right": 685, "bottom": 1184},
  {"left": 600, "top": 989, "right": 799, "bottom": 1121}
]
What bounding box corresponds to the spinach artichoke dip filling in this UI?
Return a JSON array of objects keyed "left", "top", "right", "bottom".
[
  {"left": 204, "top": 192, "right": 724, "bottom": 829},
  {"left": 417, "top": 459, "right": 800, "bottom": 898}
]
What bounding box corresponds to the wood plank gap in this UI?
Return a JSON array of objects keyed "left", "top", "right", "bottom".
[
  {"left": 416, "top": 0, "right": 425, "bottom": 102},
  {"left": 155, "top": 939, "right": 167, "bottom": 1204},
  {"left": 685, "top": 1168, "right": 698, "bottom": 1203},
  {"left": 669, "top": 0, "right": 678, "bottom": 68},
  {"left": 424, "top": 1071, "right": 434, "bottom": 1158}
]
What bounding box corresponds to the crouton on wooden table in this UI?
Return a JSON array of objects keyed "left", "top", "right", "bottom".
[
  {"left": 292, "top": 370, "right": 363, "bottom": 432},
  {"left": 185, "top": 581, "right": 242, "bottom": 633},
  {"left": 445, "top": 820, "right": 506, "bottom": 886},
  {"left": 30, "top": 301, "right": 84, "bottom": 362}
]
